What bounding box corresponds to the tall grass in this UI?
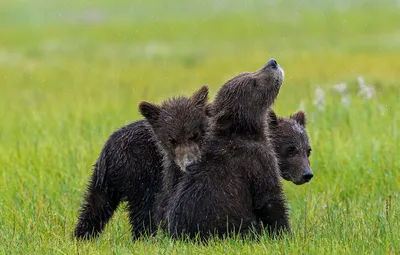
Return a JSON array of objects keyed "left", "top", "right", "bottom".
[{"left": 0, "top": 0, "right": 399, "bottom": 254}]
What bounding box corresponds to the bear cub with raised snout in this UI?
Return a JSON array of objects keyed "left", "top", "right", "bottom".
[{"left": 158, "top": 58, "right": 290, "bottom": 240}]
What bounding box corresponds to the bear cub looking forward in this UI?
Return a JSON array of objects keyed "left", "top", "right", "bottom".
[
  {"left": 138, "top": 87, "right": 210, "bottom": 226},
  {"left": 268, "top": 110, "right": 313, "bottom": 185},
  {"left": 73, "top": 86, "right": 209, "bottom": 240},
  {"left": 155, "top": 58, "right": 290, "bottom": 240}
]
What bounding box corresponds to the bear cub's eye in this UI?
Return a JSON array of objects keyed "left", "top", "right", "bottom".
[
  {"left": 169, "top": 138, "right": 178, "bottom": 146},
  {"left": 287, "top": 146, "right": 297, "bottom": 156},
  {"left": 189, "top": 133, "right": 199, "bottom": 141},
  {"left": 307, "top": 148, "right": 312, "bottom": 157}
]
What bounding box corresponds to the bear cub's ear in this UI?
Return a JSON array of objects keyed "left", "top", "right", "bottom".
[
  {"left": 191, "top": 85, "right": 209, "bottom": 108},
  {"left": 290, "top": 110, "right": 306, "bottom": 127},
  {"left": 139, "top": 101, "right": 161, "bottom": 123},
  {"left": 267, "top": 109, "right": 278, "bottom": 129},
  {"left": 205, "top": 104, "right": 214, "bottom": 117}
]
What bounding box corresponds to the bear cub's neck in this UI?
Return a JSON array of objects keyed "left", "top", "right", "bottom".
[{"left": 211, "top": 109, "right": 269, "bottom": 141}]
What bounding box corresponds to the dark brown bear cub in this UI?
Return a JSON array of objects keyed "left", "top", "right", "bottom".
[
  {"left": 138, "top": 88, "right": 209, "bottom": 227},
  {"left": 160, "top": 58, "right": 290, "bottom": 240},
  {"left": 268, "top": 110, "right": 314, "bottom": 185},
  {"left": 205, "top": 104, "right": 314, "bottom": 186},
  {"left": 73, "top": 86, "right": 209, "bottom": 240}
]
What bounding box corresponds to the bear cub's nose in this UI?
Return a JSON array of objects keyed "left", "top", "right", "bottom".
[
  {"left": 184, "top": 160, "right": 195, "bottom": 168},
  {"left": 302, "top": 169, "right": 314, "bottom": 182},
  {"left": 266, "top": 58, "right": 278, "bottom": 69}
]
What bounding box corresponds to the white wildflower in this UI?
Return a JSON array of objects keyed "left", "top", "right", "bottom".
[
  {"left": 313, "top": 87, "right": 326, "bottom": 111},
  {"left": 358, "top": 85, "right": 375, "bottom": 100},
  {"left": 357, "top": 76, "right": 375, "bottom": 100},
  {"left": 341, "top": 95, "right": 351, "bottom": 108},
  {"left": 357, "top": 76, "right": 365, "bottom": 87},
  {"left": 333, "top": 82, "right": 347, "bottom": 94}
]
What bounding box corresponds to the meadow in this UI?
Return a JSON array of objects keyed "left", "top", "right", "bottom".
[{"left": 0, "top": 0, "right": 399, "bottom": 254}]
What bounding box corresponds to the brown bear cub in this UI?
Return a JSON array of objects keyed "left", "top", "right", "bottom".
[
  {"left": 138, "top": 88, "right": 210, "bottom": 228},
  {"left": 205, "top": 105, "right": 314, "bottom": 186},
  {"left": 73, "top": 86, "right": 209, "bottom": 240},
  {"left": 159, "top": 58, "right": 290, "bottom": 240},
  {"left": 268, "top": 110, "right": 313, "bottom": 185}
]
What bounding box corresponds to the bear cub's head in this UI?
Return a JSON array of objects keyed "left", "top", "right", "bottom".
[
  {"left": 207, "top": 58, "right": 284, "bottom": 133},
  {"left": 268, "top": 110, "right": 313, "bottom": 185},
  {"left": 139, "top": 86, "right": 209, "bottom": 171}
]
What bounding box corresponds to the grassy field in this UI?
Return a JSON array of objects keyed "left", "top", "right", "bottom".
[{"left": 1, "top": 0, "right": 399, "bottom": 254}]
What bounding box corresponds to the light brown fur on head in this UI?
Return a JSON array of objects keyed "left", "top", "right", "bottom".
[{"left": 139, "top": 85, "right": 209, "bottom": 171}]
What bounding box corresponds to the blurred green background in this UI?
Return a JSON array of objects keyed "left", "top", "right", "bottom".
[{"left": 0, "top": 0, "right": 399, "bottom": 254}]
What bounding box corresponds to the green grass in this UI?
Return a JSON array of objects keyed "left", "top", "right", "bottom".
[{"left": 1, "top": 0, "right": 399, "bottom": 254}]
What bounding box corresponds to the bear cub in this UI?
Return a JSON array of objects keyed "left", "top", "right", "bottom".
[
  {"left": 73, "top": 86, "right": 209, "bottom": 240},
  {"left": 268, "top": 109, "right": 314, "bottom": 185},
  {"left": 159, "top": 58, "right": 290, "bottom": 240},
  {"left": 205, "top": 104, "right": 314, "bottom": 186},
  {"left": 138, "top": 88, "right": 210, "bottom": 227}
]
